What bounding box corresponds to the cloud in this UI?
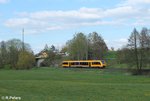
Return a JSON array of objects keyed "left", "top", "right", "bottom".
[
  {"left": 24, "top": 7, "right": 103, "bottom": 20},
  {"left": 4, "top": 7, "right": 104, "bottom": 34},
  {"left": 4, "top": 0, "right": 150, "bottom": 34},
  {"left": 104, "top": 6, "right": 140, "bottom": 18},
  {"left": 106, "top": 38, "right": 128, "bottom": 50},
  {"left": 3, "top": 7, "right": 126, "bottom": 30},
  {"left": 115, "top": 38, "right": 128, "bottom": 44},
  {"left": 5, "top": 18, "right": 30, "bottom": 27},
  {"left": 114, "top": 38, "right": 128, "bottom": 49},
  {"left": 123, "top": 0, "right": 150, "bottom": 6},
  {"left": 0, "top": 0, "right": 9, "bottom": 4}
]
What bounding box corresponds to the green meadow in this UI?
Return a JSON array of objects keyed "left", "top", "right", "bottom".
[{"left": 0, "top": 67, "right": 149, "bottom": 101}]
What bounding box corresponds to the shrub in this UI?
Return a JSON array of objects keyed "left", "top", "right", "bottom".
[{"left": 17, "top": 51, "right": 35, "bottom": 69}]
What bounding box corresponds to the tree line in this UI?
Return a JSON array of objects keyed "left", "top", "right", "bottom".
[
  {"left": 0, "top": 28, "right": 149, "bottom": 74},
  {"left": 65, "top": 32, "right": 108, "bottom": 60},
  {"left": 117, "top": 27, "right": 150, "bottom": 74},
  {"left": 0, "top": 39, "right": 35, "bottom": 69},
  {"left": 40, "top": 32, "right": 108, "bottom": 67},
  {"left": 38, "top": 45, "right": 62, "bottom": 67}
]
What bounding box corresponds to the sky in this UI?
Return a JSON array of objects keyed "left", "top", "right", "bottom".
[{"left": 0, "top": 0, "right": 150, "bottom": 53}]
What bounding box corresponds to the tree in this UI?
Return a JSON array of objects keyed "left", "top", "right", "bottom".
[
  {"left": 50, "top": 45, "right": 56, "bottom": 52},
  {"left": 125, "top": 28, "right": 150, "bottom": 74},
  {"left": 41, "top": 50, "right": 56, "bottom": 67},
  {"left": 8, "top": 45, "right": 20, "bottom": 69},
  {"left": 60, "top": 46, "right": 68, "bottom": 53},
  {"left": 0, "top": 39, "right": 34, "bottom": 69},
  {"left": 7, "top": 39, "right": 32, "bottom": 69},
  {"left": 127, "top": 28, "right": 140, "bottom": 71},
  {"left": 139, "top": 28, "right": 150, "bottom": 69},
  {"left": 111, "top": 47, "right": 114, "bottom": 51},
  {"left": 44, "top": 44, "right": 49, "bottom": 51},
  {"left": 88, "top": 32, "right": 108, "bottom": 59},
  {"left": 117, "top": 48, "right": 130, "bottom": 65},
  {"left": 6, "top": 39, "right": 32, "bottom": 52},
  {"left": 67, "top": 32, "right": 88, "bottom": 60},
  {"left": 17, "top": 51, "right": 35, "bottom": 69},
  {"left": 0, "top": 41, "right": 7, "bottom": 68},
  {"left": 65, "top": 32, "right": 108, "bottom": 60},
  {"left": 40, "top": 45, "right": 62, "bottom": 67}
]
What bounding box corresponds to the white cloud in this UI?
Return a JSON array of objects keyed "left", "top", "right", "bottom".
[
  {"left": 0, "top": 0, "right": 9, "bottom": 4},
  {"left": 4, "top": 0, "right": 150, "bottom": 34},
  {"left": 3, "top": 7, "right": 127, "bottom": 31},
  {"left": 106, "top": 38, "right": 128, "bottom": 50},
  {"left": 115, "top": 38, "right": 128, "bottom": 44},
  {"left": 123, "top": 0, "right": 150, "bottom": 6},
  {"left": 104, "top": 6, "right": 140, "bottom": 18},
  {"left": 4, "top": 7, "right": 104, "bottom": 34},
  {"left": 114, "top": 38, "right": 128, "bottom": 49},
  {"left": 5, "top": 18, "right": 30, "bottom": 27},
  {"left": 25, "top": 7, "right": 103, "bottom": 20}
]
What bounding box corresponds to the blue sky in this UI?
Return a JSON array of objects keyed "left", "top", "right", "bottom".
[{"left": 0, "top": 0, "right": 150, "bottom": 53}]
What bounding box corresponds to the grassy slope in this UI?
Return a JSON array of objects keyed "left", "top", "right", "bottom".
[
  {"left": 105, "top": 51, "right": 128, "bottom": 68},
  {"left": 0, "top": 67, "right": 149, "bottom": 101}
]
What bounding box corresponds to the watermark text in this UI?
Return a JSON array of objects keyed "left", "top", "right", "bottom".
[{"left": 1, "top": 96, "right": 21, "bottom": 100}]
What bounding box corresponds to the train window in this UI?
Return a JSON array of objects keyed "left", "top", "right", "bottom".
[
  {"left": 63, "top": 62, "right": 68, "bottom": 65},
  {"left": 71, "top": 62, "right": 74, "bottom": 65},
  {"left": 75, "top": 62, "right": 79, "bottom": 65},
  {"left": 71, "top": 62, "right": 79, "bottom": 65},
  {"left": 92, "top": 62, "right": 101, "bottom": 65},
  {"left": 80, "top": 62, "right": 88, "bottom": 65}
]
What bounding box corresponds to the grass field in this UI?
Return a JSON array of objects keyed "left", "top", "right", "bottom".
[{"left": 0, "top": 67, "right": 150, "bottom": 101}]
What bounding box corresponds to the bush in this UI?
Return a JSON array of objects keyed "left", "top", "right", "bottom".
[
  {"left": 4, "top": 65, "right": 11, "bottom": 70},
  {"left": 17, "top": 51, "right": 35, "bottom": 69}
]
